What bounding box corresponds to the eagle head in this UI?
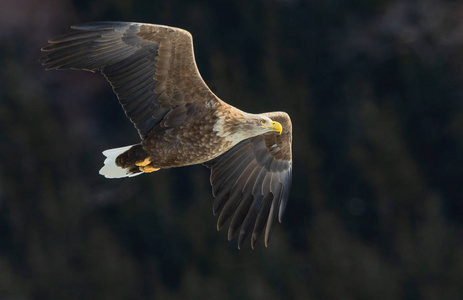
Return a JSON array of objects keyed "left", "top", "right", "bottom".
[
  {"left": 214, "top": 110, "right": 282, "bottom": 144},
  {"left": 239, "top": 113, "right": 282, "bottom": 137}
]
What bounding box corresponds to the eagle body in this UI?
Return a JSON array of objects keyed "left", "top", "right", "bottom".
[
  {"left": 135, "top": 103, "right": 242, "bottom": 169},
  {"left": 41, "top": 22, "right": 293, "bottom": 249},
  {"left": 143, "top": 114, "right": 228, "bottom": 168}
]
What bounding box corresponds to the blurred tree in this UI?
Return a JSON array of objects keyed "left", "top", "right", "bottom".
[{"left": 0, "top": 0, "right": 462, "bottom": 299}]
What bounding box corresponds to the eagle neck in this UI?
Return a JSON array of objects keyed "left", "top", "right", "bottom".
[{"left": 213, "top": 105, "right": 260, "bottom": 144}]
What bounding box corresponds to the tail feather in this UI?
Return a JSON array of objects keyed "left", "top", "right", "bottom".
[{"left": 99, "top": 145, "right": 143, "bottom": 178}]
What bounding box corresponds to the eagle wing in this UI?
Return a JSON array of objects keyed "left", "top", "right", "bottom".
[
  {"left": 204, "top": 112, "right": 292, "bottom": 249},
  {"left": 41, "top": 22, "right": 218, "bottom": 138}
]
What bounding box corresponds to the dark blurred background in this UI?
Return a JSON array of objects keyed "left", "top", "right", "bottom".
[{"left": 1, "top": 0, "right": 462, "bottom": 299}]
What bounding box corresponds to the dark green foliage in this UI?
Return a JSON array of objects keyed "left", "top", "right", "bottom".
[{"left": 0, "top": 0, "right": 462, "bottom": 298}]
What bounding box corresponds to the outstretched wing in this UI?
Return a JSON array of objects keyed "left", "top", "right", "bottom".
[
  {"left": 205, "top": 112, "right": 292, "bottom": 249},
  {"left": 41, "top": 22, "right": 218, "bottom": 138}
]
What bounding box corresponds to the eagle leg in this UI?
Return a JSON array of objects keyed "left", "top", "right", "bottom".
[
  {"left": 135, "top": 157, "right": 152, "bottom": 167},
  {"left": 139, "top": 165, "right": 160, "bottom": 173},
  {"left": 135, "top": 157, "right": 159, "bottom": 172}
]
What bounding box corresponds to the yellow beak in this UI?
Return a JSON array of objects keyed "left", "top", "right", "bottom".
[{"left": 266, "top": 121, "right": 282, "bottom": 135}]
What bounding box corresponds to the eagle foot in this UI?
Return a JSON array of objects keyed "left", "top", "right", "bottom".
[
  {"left": 139, "top": 165, "right": 160, "bottom": 173},
  {"left": 135, "top": 157, "right": 151, "bottom": 167}
]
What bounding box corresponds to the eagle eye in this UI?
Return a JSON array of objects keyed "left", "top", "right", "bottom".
[{"left": 260, "top": 119, "right": 266, "bottom": 125}]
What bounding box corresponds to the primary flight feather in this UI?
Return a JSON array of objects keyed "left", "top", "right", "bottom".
[{"left": 41, "top": 22, "right": 292, "bottom": 249}]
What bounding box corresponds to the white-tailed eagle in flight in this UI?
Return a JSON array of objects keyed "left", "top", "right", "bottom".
[{"left": 41, "top": 22, "right": 292, "bottom": 249}]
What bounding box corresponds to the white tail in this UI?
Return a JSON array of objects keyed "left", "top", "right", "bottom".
[{"left": 99, "top": 145, "right": 143, "bottom": 178}]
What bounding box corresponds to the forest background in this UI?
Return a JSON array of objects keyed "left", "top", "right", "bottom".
[{"left": 1, "top": 0, "right": 462, "bottom": 298}]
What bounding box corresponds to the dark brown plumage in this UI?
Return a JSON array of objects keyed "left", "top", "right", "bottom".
[{"left": 41, "top": 22, "right": 292, "bottom": 249}]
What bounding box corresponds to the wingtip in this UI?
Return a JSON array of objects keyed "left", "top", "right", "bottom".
[
  {"left": 251, "top": 235, "right": 258, "bottom": 249},
  {"left": 227, "top": 228, "right": 234, "bottom": 241},
  {"left": 278, "top": 201, "right": 288, "bottom": 223},
  {"left": 264, "top": 235, "right": 271, "bottom": 247},
  {"left": 237, "top": 230, "right": 247, "bottom": 249}
]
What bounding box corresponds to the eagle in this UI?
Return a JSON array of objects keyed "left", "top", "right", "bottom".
[{"left": 41, "top": 22, "right": 292, "bottom": 249}]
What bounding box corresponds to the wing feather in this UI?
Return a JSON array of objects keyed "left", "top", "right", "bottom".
[
  {"left": 205, "top": 112, "right": 292, "bottom": 248},
  {"left": 227, "top": 161, "right": 260, "bottom": 240},
  {"left": 213, "top": 149, "right": 254, "bottom": 218},
  {"left": 41, "top": 21, "right": 219, "bottom": 139},
  {"left": 210, "top": 142, "right": 251, "bottom": 197},
  {"left": 216, "top": 150, "right": 258, "bottom": 229},
  {"left": 264, "top": 175, "right": 283, "bottom": 246},
  {"left": 251, "top": 193, "right": 273, "bottom": 249}
]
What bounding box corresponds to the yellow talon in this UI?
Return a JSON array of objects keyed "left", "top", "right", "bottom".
[
  {"left": 135, "top": 157, "right": 151, "bottom": 167},
  {"left": 139, "top": 165, "right": 160, "bottom": 173}
]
